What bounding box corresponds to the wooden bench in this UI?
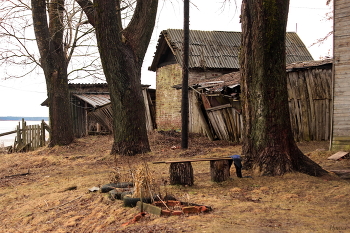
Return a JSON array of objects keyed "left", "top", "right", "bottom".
[{"left": 153, "top": 157, "right": 235, "bottom": 185}]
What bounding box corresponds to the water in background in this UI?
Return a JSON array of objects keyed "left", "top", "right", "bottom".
[{"left": 0, "top": 121, "right": 48, "bottom": 147}]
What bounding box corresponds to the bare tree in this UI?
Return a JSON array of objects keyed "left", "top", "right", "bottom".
[
  {"left": 310, "top": 0, "right": 333, "bottom": 52},
  {"left": 77, "top": 0, "right": 158, "bottom": 156},
  {"left": 0, "top": 0, "right": 104, "bottom": 145},
  {"left": 31, "top": 0, "right": 74, "bottom": 146},
  {"left": 0, "top": 1, "right": 103, "bottom": 82},
  {"left": 239, "top": 0, "right": 327, "bottom": 176}
]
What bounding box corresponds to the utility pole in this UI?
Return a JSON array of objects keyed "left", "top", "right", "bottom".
[{"left": 181, "top": 0, "right": 189, "bottom": 149}]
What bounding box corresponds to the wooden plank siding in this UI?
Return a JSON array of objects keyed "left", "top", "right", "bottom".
[
  {"left": 71, "top": 95, "right": 88, "bottom": 138},
  {"left": 204, "top": 104, "right": 243, "bottom": 142},
  {"left": 87, "top": 90, "right": 155, "bottom": 133},
  {"left": 331, "top": 0, "right": 350, "bottom": 150},
  {"left": 197, "top": 66, "right": 332, "bottom": 143},
  {"left": 287, "top": 68, "right": 332, "bottom": 141}
]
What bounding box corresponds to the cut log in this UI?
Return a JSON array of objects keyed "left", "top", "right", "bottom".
[
  {"left": 169, "top": 162, "right": 194, "bottom": 186},
  {"left": 210, "top": 160, "right": 231, "bottom": 182}
]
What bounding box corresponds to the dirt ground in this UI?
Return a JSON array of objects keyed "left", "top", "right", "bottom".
[{"left": 0, "top": 132, "right": 349, "bottom": 233}]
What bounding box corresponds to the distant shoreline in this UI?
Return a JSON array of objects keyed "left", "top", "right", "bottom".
[{"left": 0, "top": 117, "right": 49, "bottom": 121}]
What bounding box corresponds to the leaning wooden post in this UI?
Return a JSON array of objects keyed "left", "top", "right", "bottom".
[
  {"left": 210, "top": 160, "right": 231, "bottom": 182},
  {"left": 41, "top": 120, "right": 46, "bottom": 147},
  {"left": 16, "top": 123, "right": 21, "bottom": 151},
  {"left": 22, "top": 119, "right": 27, "bottom": 149},
  {"left": 169, "top": 162, "right": 194, "bottom": 186},
  {"left": 35, "top": 125, "right": 39, "bottom": 149}
]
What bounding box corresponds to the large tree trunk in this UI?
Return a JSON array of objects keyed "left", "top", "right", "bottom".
[
  {"left": 78, "top": 0, "right": 158, "bottom": 155},
  {"left": 32, "top": 0, "right": 74, "bottom": 146},
  {"left": 95, "top": 41, "right": 150, "bottom": 155},
  {"left": 239, "top": 0, "right": 327, "bottom": 176}
]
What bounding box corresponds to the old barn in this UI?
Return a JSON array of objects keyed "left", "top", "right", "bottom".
[
  {"left": 170, "top": 59, "right": 333, "bottom": 143},
  {"left": 149, "top": 29, "right": 315, "bottom": 139}
]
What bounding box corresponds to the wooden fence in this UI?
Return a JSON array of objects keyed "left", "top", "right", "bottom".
[{"left": 0, "top": 119, "right": 50, "bottom": 153}]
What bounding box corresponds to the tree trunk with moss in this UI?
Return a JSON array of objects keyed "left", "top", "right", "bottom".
[
  {"left": 239, "top": 0, "right": 327, "bottom": 176},
  {"left": 32, "top": 0, "right": 74, "bottom": 146},
  {"left": 77, "top": 0, "right": 157, "bottom": 155}
]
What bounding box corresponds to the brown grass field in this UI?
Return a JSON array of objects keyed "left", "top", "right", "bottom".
[{"left": 0, "top": 132, "right": 349, "bottom": 233}]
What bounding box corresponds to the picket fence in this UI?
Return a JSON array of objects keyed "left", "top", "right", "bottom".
[{"left": 0, "top": 119, "right": 50, "bottom": 153}]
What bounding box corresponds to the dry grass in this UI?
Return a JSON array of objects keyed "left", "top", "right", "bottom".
[{"left": 0, "top": 132, "right": 349, "bottom": 233}]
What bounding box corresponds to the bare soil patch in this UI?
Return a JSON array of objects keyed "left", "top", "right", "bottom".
[{"left": 0, "top": 132, "right": 349, "bottom": 233}]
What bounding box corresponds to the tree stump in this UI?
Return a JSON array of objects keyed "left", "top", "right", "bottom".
[
  {"left": 210, "top": 160, "right": 231, "bottom": 182},
  {"left": 169, "top": 162, "right": 194, "bottom": 186}
]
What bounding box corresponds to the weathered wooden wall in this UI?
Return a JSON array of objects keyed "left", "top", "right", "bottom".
[
  {"left": 88, "top": 104, "right": 113, "bottom": 132},
  {"left": 199, "top": 66, "right": 332, "bottom": 143},
  {"left": 206, "top": 104, "right": 243, "bottom": 142},
  {"left": 287, "top": 68, "right": 332, "bottom": 142},
  {"left": 71, "top": 95, "right": 88, "bottom": 138},
  {"left": 88, "top": 89, "right": 155, "bottom": 133},
  {"left": 156, "top": 63, "right": 332, "bottom": 143},
  {"left": 188, "top": 91, "right": 215, "bottom": 140},
  {"left": 331, "top": 0, "right": 350, "bottom": 150}
]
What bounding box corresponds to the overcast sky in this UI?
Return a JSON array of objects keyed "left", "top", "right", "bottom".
[{"left": 0, "top": 0, "right": 332, "bottom": 117}]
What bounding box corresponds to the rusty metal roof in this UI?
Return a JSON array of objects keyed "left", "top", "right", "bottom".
[
  {"left": 73, "top": 94, "right": 111, "bottom": 108},
  {"left": 173, "top": 71, "right": 241, "bottom": 91},
  {"left": 149, "top": 29, "right": 314, "bottom": 71},
  {"left": 286, "top": 58, "right": 332, "bottom": 71}
]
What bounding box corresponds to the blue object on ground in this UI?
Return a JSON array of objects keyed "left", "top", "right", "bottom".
[{"left": 230, "top": 155, "right": 241, "bottom": 159}]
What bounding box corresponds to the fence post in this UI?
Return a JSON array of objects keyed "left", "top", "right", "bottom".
[
  {"left": 41, "top": 120, "right": 46, "bottom": 147},
  {"left": 36, "top": 124, "right": 40, "bottom": 149},
  {"left": 16, "top": 123, "right": 21, "bottom": 151},
  {"left": 22, "top": 119, "right": 27, "bottom": 150}
]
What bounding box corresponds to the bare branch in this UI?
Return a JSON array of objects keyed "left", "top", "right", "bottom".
[{"left": 75, "top": 0, "right": 95, "bottom": 26}]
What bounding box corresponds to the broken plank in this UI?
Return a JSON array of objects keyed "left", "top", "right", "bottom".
[
  {"left": 136, "top": 201, "right": 162, "bottom": 216},
  {"left": 327, "top": 151, "right": 349, "bottom": 160},
  {"left": 153, "top": 157, "right": 233, "bottom": 164}
]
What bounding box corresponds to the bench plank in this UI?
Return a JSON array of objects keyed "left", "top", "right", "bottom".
[{"left": 153, "top": 157, "right": 233, "bottom": 164}]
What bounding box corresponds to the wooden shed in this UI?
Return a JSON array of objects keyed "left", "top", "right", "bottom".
[
  {"left": 331, "top": 0, "right": 350, "bottom": 150},
  {"left": 42, "top": 83, "right": 156, "bottom": 138},
  {"left": 173, "top": 59, "right": 333, "bottom": 143},
  {"left": 149, "top": 29, "right": 314, "bottom": 133}
]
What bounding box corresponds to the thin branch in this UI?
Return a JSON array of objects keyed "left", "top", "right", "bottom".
[{"left": 2, "top": 169, "right": 30, "bottom": 179}]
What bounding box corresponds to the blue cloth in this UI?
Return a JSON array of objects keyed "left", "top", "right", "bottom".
[
  {"left": 229, "top": 155, "right": 243, "bottom": 178},
  {"left": 230, "top": 155, "right": 241, "bottom": 159}
]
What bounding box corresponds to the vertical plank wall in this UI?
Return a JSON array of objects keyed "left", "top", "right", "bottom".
[
  {"left": 331, "top": 0, "right": 350, "bottom": 150},
  {"left": 287, "top": 68, "right": 332, "bottom": 142}
]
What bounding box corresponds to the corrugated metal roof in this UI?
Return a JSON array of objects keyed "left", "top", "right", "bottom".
[
  {"left": 73, "top": 94, "right": 110, "bottom": 108},
  {"left": 149, "top": 29, "right": 314, "bottom": 71}
]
